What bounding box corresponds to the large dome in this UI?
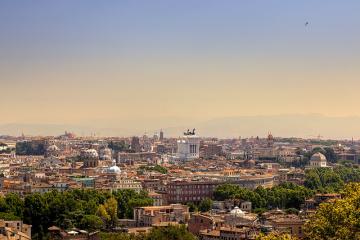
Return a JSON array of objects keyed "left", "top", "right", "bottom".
[
  {"left": 100, "top": 147, "right": 112, "bottom": 160},
  {"left": 311, "top": 152, "right": 327, "bottom": 162},
  {"left": 108, "top": 160, "right": 121, "bottom": 173},
  {"left": 81, "top": 149, "right": 99, "bottom": 159}
]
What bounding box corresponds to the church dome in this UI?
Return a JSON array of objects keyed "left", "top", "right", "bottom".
[
  {"left": 311, "top": 152, "right": 327, "bottom": 162},
  {"left": 81, "top": 149, "right": 99, "bottom": 159},
  {"left": 108, "top": 160, "right": 121, "bottom": 173},
  {"left": 230, "top": 206, "right": 245, "bottom": 217},
  {"left": 47, "top": 144, "right": 59, "bottom": 152},
  {"left": 100, "top": 147, "right": 112, "bottom": 160}
]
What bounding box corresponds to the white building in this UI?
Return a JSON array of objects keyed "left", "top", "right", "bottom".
[
  {"left": 308, "top": 152, "right": 327, "bottom": 168},
  {"left": 176, "top": 130, "right": 200, "bottom": 161}
]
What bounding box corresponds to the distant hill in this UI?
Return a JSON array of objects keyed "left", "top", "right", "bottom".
[
  {"left": 165, "top": 114, "right": 360, "bottom": 139},
  {"left": 1, "top": 114, "right": 360, "bottom": 139},
  {"left": 193, "top": 114, "right": 360, "bottom": 139}
]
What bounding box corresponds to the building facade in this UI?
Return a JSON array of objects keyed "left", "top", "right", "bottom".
[
  {"left": 176, "top": 130, "right": 200, "bottom": 161},
  {"left": 167, "top": 180, "right": 219, "bottom": 204}
]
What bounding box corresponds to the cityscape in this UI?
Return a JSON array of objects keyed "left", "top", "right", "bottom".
[
  {"left": 1, "top": 1, "right": 360, "bottom": 240},
  {"left": 0, "top": 130, "right": 359, "bottom": 239}
]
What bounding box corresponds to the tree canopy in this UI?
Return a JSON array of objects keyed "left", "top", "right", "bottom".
[
  {"left": 256, "top": 232, "right": 298, "bottom": 240},
  {"left": 107, "top": 141, "right": 129, "bottom": 152},
  {"left": 304, "top": 166, "right": 360, "bottom": 192},
  {"left": 138, "top": 165, "right": 168, "bottom": 174},
  {"left": 100, "top": 225, "right": 196, "bottom": 240},
  {"left": 198, "top": 198, "right": 213, "bottom": 212},
  {"left": 214, "top": 182, "right": 312, "bottom": 209},
  {"left": 16, "top": 140, "right": 46, "bottom": 155},
  {"left": 304, "top": 182, "right": 360, "bottom": 240},
  {"left": 0, "top": 189, "right": 153, "bottom": 239}
]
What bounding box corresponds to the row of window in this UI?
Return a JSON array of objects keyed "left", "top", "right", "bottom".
[
  {"left": 174, "top": 196, "right": 203, "bottom": 201},
  {"left": 169, "top": 185, "right": 215, "bottom": 189},
  {"left": 170, "top": 190, "right": 211, "bottom": 194},
  {"left": 189, "top": 144, "right": 197, "bottom": 154}
]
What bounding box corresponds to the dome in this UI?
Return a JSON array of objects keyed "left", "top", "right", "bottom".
[
  {"left": 109, "top": 165, "right": 121, "bottom": 173},
  {"left": 100, "top": 147, "right": 112, "bottom": 160},
  {"left": 100, "top": 147, "right": 112, "bottom": 156},
  {"left": 81, "top": 149, "right": 99, "bottom": 159},
  {"left": 230, "top": 207, "right": 245, "bottom": 217},
  {"left": 311, "top": 152, "right": 327, "bottom": 162},
  {"left": 108, "top": 160, "right": 121, "bottom": 173},
  {"left": 47, "top": 144, "right": 59, "bottom": 152}
]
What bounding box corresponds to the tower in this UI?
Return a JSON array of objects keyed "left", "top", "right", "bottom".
[
  {"left": 131, "top": 137, "right": 141, "bottom": 152},
  {"left": 159, "top": 129, "right": 164, "bottom": 141},
  {"left": 267, "top": 132, "right": 274, "bottom": 147}
]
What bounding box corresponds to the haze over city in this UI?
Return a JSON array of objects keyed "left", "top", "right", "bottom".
[
  {"left": 2, "top": 1, "right": 360, "bottom": 240},
  {"left": 1, "top": 0, "right": 360, "bottom": 138}
]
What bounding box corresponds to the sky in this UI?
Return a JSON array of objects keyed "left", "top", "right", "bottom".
[{"left": 1, "top": 1, "right": 360, "bottom": 136}]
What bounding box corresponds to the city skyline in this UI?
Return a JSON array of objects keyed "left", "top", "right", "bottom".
[
  {"left": 2, "top": 113, "right": 360, "bottom": 139},
  {"left": 1, "top": 1, "right": 360, "bottom": 137},
  {"left": 1, "top": 2, "right": 360, "bottom": 239}
]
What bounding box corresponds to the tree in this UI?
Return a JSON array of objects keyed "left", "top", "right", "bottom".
[
  {"left": 139, "top": 165, "right": 168, "bottom": 174},
  {"left": 256, "top": 232, "right": 298, "bottom": 240},
  {"left": 5, "top": 193, "right": 24, "bottom": 218},
  {"left": 0, "top": 189, "right": 153, "bottom": 239},
  {"left": 97, "top": 204, "right": 111, "bottom": 228},
  {"left": 198, "top": 198, "right": 213, "bottom": 212},
  {"left": 285, "top": 208, "right": 299, "bottom": 215},
  {"left": 84, "top": 199, "right": 99, "bottom": 215},
  {"left": 80, "top": 215, "right": 104, "bottom": 231},
  {"left": 23, "top": 193, "right": 48, "bottom": 239},
  {"left": 99, "top": 225, "right": 196, "bottom": 240},
  {"left": 323, "top": 147, "right": 338, "bottom": 163},
  {"left": 0, "top": 212, "right": 21, "bottom": 221},
  {"left": 113, "top": 189, "right": 153, "bottom": 219},
  {"left": 304, "top": 170, "right": 322, "bottom": 190},
  {"left": 104, "top": 197, "right": 118, "bottom": 228},
  {"left": 145, "top": 225, "right": 197, "bottom": 240},
  {"left": 100, "top": 233, "right": 141, "bottom": 240},
  {"left": 152, "top": 165, "right": 168, "bottom": 174},
  {"left": 108, "top": 141, "right": 129, "bottom": 152},
  {"left": 1, "top": 189, "right": 153, "bottom": 238},
  {"left": 304, "top": 166, "right": 360, "bottom": 193},
  {"left": 16, "top": 140, "right": 46, "bottom": 155},
  {"left": 304, "top": 182, "right": 360, "bottom": 240},
  {"left": 214, "top": 183, "right": 312, "bottom": 210},
  {"left": 187, "top": 202, "right": 198, "bottom": 212},
  {"left": 96, "top": 197, "right": 118, "bottom": 229}
]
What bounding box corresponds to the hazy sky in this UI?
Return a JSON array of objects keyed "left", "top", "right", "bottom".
[{"left": 1, "top": 1, "right": 360, "bottom": 132}]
